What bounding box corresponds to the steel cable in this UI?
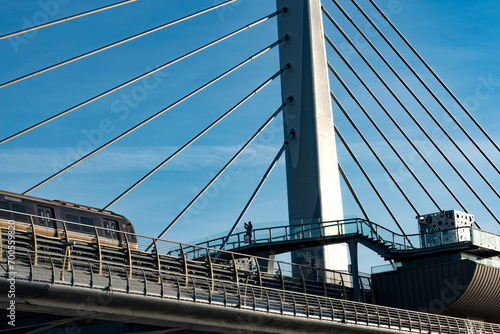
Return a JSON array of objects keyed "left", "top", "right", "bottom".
[
  {"left": 0, "top": 8, "right": 286, "bottom": 146},
  {"left": 0, "top": 0, "right": 237, "bottom": 89},
  {"left": 23, "top": 39, "right": 283, "bottom": 195},
  {"left": 0, "top": 0, "right": 139, "bottom": 41}
]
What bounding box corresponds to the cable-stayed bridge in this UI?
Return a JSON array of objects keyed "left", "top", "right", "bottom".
[{"left": 0, "top": 0, "right": 499, "bottom": 333}]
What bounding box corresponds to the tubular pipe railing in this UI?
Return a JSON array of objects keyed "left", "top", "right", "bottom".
[
  {"left": 2, "top": 249, "right": 499, "bottom": 334},
  {"left": 0, "top": 208, "right": 371, "bottom": 301}
]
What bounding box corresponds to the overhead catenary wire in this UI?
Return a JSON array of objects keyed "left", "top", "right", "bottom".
[
  {"left": 349, "top": 0, "right": 500, "bottom": 175},
  {"left": 325, "top": 2, "right": 499, "bottom": 199},
  {"left": 0, "top": 0, "right": 139, "bottom": 41},
  {"left": 0, "top": 8, "right": 286, "bottom": 146},
  {"left": 338, "top": 162, "right": 370, "bottom": 221},
  {"left": 23, "top": 38, "right": 282, "bottom": 195},
  {"left": 334, "top": 124, "right": 405, "bottom": 235},
  {"left": 327, "top": 59, "right": 442, "bottom": 212},
  {"left": 324, "top": 32, "right": 471, "bottom": 220},
  {"left": 105, "top": 62, "right": 290, "bottom": 210},
  {"left": 145, "top": 96, "right": 293, "bottom": 252},
  {"left": 323, "top": 5, "right": 499, "bottom": 224},
  {"left": 0, "top": 0, "right": 237, "bottom": 89},
  {"left": 218, "top": 131, "right": 295, "bottom": 253},
  {"left": 368, "top": 0, "right": 500, "bottom": 153}
]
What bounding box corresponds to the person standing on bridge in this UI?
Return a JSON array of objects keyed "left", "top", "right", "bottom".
[{"left": 244, "top": 221, "right": 253, "bottom": 244}]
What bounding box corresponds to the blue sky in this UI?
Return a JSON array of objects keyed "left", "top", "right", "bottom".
[{"left": 0, "top": 0, "right": 499, "bottom": 272}]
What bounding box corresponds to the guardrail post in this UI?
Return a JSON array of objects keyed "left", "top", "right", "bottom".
[
  {"left": 27, "top": 253, "right": 33, "bottom": 282},
  {"left": 231, "top": 253, "right": 240, "bottom": 288},
  {"left": 223, "top": 282, "right": 227, "bottom": 307},
  {"left": 191, "top": 277, "right": 197, "bottom": 302},
  {"left": 339, "top": 273, "right": 347, "bottom": 300},
  {"left": 320, "top": 269, "right": 327, "bottom": 297},
  {"left": 205, "top": 279, "right": 212, "bottom": 304},
  {"left": 298, "top": 265, "right": 307, "bottom": 294},
  {"left": 265, "top": 290, "right": 270, "bottom": 313},
  {"left": 29, "top": 216, "right": 38, "bottom": 265},
  {"left": 318, "top": 297, "right": 322, "bottom": 320},
  {"left": 106, "top": 263, "right": 112, "bottom": 291},
  {"left": 252, "top": 289, "right": 256, "bottom": 311},
  {"left": 292, "top": 294, "right": 297, "bottom": 316},
  {"left": 126, "top": 233, "right": 132, "bottom": 279},
  {"left": 153, "top": 239, "right": 162, "bottom": 284},
  {"left": 125, "top": 268, "right": 130, "bottom": 293},
  {"left": 374, "top": 304, "right": 380, "bottom": 327},
  {"left": 279, "top": 292, "right": 284, "bottom": 315},
  {"left": 142, "top": 269, "right": 148, "bottom": 296},
  {"left": 88, "top": 261, "right": 94, "bottom": 289},
  {"left": 253, "top": 258, "right": 263, "bottom": 299},
  {"left": 179, "top": 244, "right": 189, "bottom": 288},
  {"left": 205, "top": 248, "right": 215, "bottom": 291},
  {"left": 70, "top": 258, "right": 75, "bottom": 287},
  {"left": 363, "top": 303, "right": 369, "bottom": 325},
  {"left": 61, "top": 221, "right": 71, "bottom": 280},
  {"left": 175, "top": 275, "right": 181, "bottom": 300},
  {"left": 49, "top": 255, "right": 55, "bottom": 284},
  {"left": 277, "top": 262, "right": 285, "bottom": 290},
  {"left": 94, "top": 227, "right": 102, "bottom": 275},
  {"left": 305, "top": 294, "right": 310, "bottom": 318}
]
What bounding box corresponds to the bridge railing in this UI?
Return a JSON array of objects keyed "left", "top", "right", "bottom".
[
  {"left": 0, "top": 209, "right": 373, "bottom": 301},
  {"left": 3, "top": 248, "right": 499, "bottom": 334},
  {"left": 187, "top": 218, "right": 500, "bottom": 256}
]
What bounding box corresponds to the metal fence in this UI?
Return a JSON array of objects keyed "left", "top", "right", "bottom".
[
  {"left": 0, "top": 209, "right": 372, "bottom": 302},
  {"left": 2, "top": 249, "right": 499, "bottom": 334},
  {"left": 189, "top": 218, "right": 500, "bottom": 255}
]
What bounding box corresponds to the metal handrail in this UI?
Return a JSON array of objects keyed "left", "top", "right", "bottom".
[
  {"left": 186, "top": 218, "right": 500, "bottom": 255},
  {"left": 0, "top": 208, "right": 372, "bottom": 291},
  {"left": 0, "top": 221, "right": 371, "bottom": 302},
  {"left": 3, "top": 249, "right": 499, "bottom": 334}
]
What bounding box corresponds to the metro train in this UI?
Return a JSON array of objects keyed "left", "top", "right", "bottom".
[{"left": 0, "top": 190, "right": 137, "bottom": 248}]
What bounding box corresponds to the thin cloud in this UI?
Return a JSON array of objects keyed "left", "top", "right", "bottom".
[{"left": 0, "top": 144, "right": 281, "bottom": 174}]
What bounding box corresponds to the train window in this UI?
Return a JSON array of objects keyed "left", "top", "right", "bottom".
[
  {"left": 11, "top": 203, "right": 27, "bottom": 222},
  {"left": 37, "top": 207, "right": 45, "bottom": 226},
  {"left": 36, "top": 206, "right": 55, "bottom": 228},
  {"left": 0, "top": 201, "right": 10, "bottom": 219},
  {"left": 80, "top": 216, "right": 95, "bottom": 233},
  {"left": 65, "top": 214, "right": 80, "bottom": 232},
  {"left": 102, "top": 219, "right": 118, "bottom": 239},
  {"left": 110, "top": 221, "right": 118, "bottom": 239}
]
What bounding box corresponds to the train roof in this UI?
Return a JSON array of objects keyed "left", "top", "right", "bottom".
[{"left": 0, "top": 189, "right": 126, "bottom": 219}]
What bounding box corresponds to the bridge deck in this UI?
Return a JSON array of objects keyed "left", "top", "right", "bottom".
[{"left": 2, "top": 229, "right": 500, "bottom": 333}]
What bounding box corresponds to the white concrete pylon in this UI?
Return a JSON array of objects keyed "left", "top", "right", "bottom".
[{"left": 276, "top": 0, "right": 348, "bottom": 273}]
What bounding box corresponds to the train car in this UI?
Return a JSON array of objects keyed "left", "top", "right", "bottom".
[{"left": 0, "top": 190, "right": 138, "bottom": 248}]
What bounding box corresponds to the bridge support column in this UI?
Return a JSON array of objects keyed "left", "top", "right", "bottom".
[
  {"left": 276, "top": 0, "right": 348, "bottom": 275},
  {"left": 348, "top": 241, "right": 361, "bottom": 302},
  {"left": 255, "top": 250, "right": 276, "bottom": 274}
]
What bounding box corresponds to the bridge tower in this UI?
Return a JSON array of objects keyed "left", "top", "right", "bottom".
[{"left": 276, "top": 0, "right": 348, "bottom": 273}]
